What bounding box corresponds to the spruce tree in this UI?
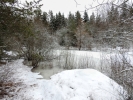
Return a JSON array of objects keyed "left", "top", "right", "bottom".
[
  {"left": 49, "top": 10, "right": 56, "bottom": 33},
  {"left": 75, "top": 11, "right": 82, "bottom": 27},
  {"left": 83, "top": 10, "right": 89, "bottom": 23},
  {"left": 89, "top": 12, "right": 95, "bottom": 25},
  {"left": 67, "top": 12, "right": 76, "bottom": 32},
  {"left": 108, "top": 4, "right": 114, "bottom": 23},
  {"left": 42, "top": 12, "right": 48, "bottom": 27},
  {"left": 75, "top": 11, "right": 82, "bottom": 50},
  {"left": 55, "top": 12, "right": 62, "bottom": 29},
  {"left": 120, "top": 2, "right": 128, "bottom": 20},
  {"left": 61, "top": 14, "right": 66, "bottom": 28},
  {"left": 129, "top": 4, "right": 133, "bottom": 17},
  {"left": 114, "top": 7, "right": 119, "bottom": 22},
  {"left": 95, "top": 15, "right": 101, "bottom": 27}
]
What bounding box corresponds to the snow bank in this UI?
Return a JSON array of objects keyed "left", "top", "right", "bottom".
[
  {"left": 51, "top": 69, "right": 127, "bottom": 100},
  {"left": 3, "top": 59, "right": 128, "bottom": 100}
]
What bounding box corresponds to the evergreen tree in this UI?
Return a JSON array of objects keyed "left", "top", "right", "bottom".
[
  {"left": 54, "top": 12, "right": 66, "bottom": 30},
  {"left": 95, "top": 15, "right": 101, "bottom": 27},
  {"left": 75, "top": 11, "right": 82, "bottom": 27},
  {"left": 49, "top": 10, "right": 56, "bottom": 33},
  {"left": 34, "top": 8, "right": 42, "bottom": 25},
  {"left": 55, "top": 12, "right": 62, "bottom": 29},
  {"left": 114, "top": 7, "right": 119, "bottom": 22},
  {"left": 129, "top": 4, "right": 133, "bottom": 17},
  {"left": 59, "top": 30, "right": 77, "bottom": 47},
  {"left": 75, "top": 11, "right": 82, "bottom": 50},
  {"left": 88, "top": 12, "right": 97, "bottom": 38},
  {"left": 120, "top": 2, "right": 128, "bottom": 20},
  {"left": 61, "top": 14, "right": 66, "bottom": 28},
  {"left": 67, "top": 12, "right": 76, "bottom": 32},
  {"left": 89, "top": 12, "right": 95, "bottom": 25},
  {"left": 42, "top": 12, "right": 48, "bottom": 27},
  {"left": 108, "top": 4, "right": 114, "bottom": 23},
  {"left": 107, "top": 4, "right": 119, "bottom": 24},
  {"left": 83, "top": 10, "right": 89, "bottom": 23}
]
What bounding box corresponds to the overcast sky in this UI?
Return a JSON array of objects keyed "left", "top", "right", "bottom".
[
  {"left": 22, "top": 0, "right": 101, "bottom": 17},
  {"left": 40, "top": 0, "right": 95, "bottom": 16},
  {"left": 22, "top": 0, "right": 124, "bottom": 17}
]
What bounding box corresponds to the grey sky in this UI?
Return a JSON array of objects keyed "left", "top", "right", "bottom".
[
  {"left": 22, "top": 0, "right": 99, "bottom": 16},
  {"left": 40, "top": 0, "right": 96, "bottom": 16},
  {"left": 21, "top": 0, "right": 125, "bottom": 17}
]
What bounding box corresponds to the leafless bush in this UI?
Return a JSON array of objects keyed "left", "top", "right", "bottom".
[
  {"left": 110, "top": 50, "right": 133, "bottom": 99},
  {"left": 0, "top": 62, "right": 16, "bottom": 99}
]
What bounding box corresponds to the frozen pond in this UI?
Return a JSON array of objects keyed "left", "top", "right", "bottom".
[
  {"left": 32, "top": 49, "right": 133, "bottom": 79},
  {"left": 33, "top": 50, "right": 133, "bottom": 79}
]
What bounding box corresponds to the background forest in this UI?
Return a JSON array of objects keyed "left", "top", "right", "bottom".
[{"left": 1, "top": 0, "right": 133, "bottom": 63}]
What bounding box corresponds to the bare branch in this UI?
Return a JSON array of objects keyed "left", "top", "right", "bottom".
[{"left": 74, "top": 0, "right": 80, "bottom": 7}]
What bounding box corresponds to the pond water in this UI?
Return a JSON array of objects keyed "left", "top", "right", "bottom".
[{"left": 32, "top": 66, "right": 64, "bottom": 79}]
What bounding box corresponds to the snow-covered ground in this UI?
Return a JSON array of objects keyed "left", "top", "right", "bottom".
[{"left": 1, "top": 59, "right": 128, "bottom": 100}]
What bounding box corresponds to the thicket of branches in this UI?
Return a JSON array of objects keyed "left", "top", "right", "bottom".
[{"left": 0, "top": 0, "right": 56, "bottom": 67}]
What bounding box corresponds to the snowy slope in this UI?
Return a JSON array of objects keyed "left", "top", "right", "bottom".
[{"left": 2, "top": 59, "right": 128, "bottom": 100}]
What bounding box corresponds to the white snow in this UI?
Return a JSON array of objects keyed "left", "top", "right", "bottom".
[
  {"left": 3, "top": 50, "right": 18, "bottom": 56},
  {"left": 1, "top": 59, "right": 128, "bottom": 100},
  {"left": 51, "top": 69, "right": 127, "bottom": 100}
]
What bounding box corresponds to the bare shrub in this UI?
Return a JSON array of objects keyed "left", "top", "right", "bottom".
[
  {"left": 110, "top": 50, "right": 133, "bottom": 99},
  {"left": 0, "top": 62, "right": 15, "bottom": 99}
]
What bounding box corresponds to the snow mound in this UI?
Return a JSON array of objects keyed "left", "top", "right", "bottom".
[
  {"left": 51, "top": 69, "right": 127, "bottom": 100},
  {"left": 2, "top": 60, "right": 127, "bottom": 100}
]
